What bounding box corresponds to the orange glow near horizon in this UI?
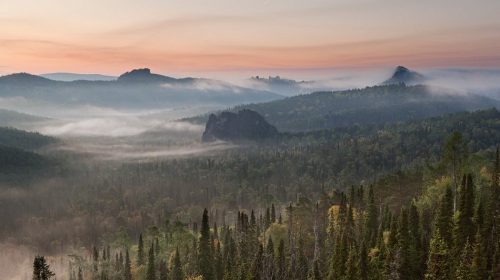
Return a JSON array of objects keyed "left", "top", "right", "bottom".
[{"left": 1, "top": 0, "right": 500, "bottom": 76}]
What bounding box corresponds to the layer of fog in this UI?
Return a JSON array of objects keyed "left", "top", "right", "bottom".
[
  {"left": 422, "top": 68, "right": 500, "bottom": 99},
  {"left": 0, "top": 243, "right": 69, "bottom": 280},
  {"left": 225, "top": 67, "right": 500, "bottom": 98}
]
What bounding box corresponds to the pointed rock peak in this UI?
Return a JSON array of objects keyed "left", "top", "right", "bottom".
[{"left": 382, "top": 65, "right": 425, "bottom": 85}]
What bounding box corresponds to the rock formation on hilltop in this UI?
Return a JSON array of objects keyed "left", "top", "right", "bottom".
[
  {"left": 202, "top": 109, "right": 278, "bottom": 142},
  {"left": 382, "top": 66, "right": 425, "bottom": 85}
]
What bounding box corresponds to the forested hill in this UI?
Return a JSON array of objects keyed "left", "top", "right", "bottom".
[
  {"left": 187, "top": 84, "right": 500, "bottom": 132},
  {"left": 0, "top": 127, "right": 56, "bottom": 179},
  {"left": 0, "top": 126, "right": 56, "bottom": 150}
]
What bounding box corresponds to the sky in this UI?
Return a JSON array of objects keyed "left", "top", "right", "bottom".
[{"left": 1, "top": 0, "right": 500, "bottom": 77}]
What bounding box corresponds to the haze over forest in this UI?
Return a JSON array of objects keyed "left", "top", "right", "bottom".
[{"left": 1, "top": 1, "right": 500, "bottom": 280}]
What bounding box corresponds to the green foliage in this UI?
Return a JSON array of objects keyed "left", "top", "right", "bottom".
[{"left": 32, "top": 256, "right": 55, "bottom": 280}]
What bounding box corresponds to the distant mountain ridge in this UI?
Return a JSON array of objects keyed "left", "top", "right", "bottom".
[
  {"left": 0, "top": 68, "right": 282, "bottom": 112},
  {"left": 41, "top": 72, "right": 116, "bottom": 81}
]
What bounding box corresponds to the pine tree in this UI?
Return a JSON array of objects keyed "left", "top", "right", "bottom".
[
  {"left": 33, "top": 256, "right": 55, "bottom": 280},
  {"left": 271, "top": 204, "right": 277, "bottom": 223},
  {"left": 171, "top": 247, "right": 184, "bottom": 280},
  {"left": 425, "top": 230, "right": 450, "bottom": 280},
  {"left": 93, "top": 246, "right": 99, "bottom": 273},
  {"left": 436, "top": 187, "right": 453, "bottom": 247},
  {"left": 455, "top": 174, "right": 475, "bottom": 254},
  {"left": 365, "top": 185, "right": 378, "bottom": 248},
  {"left": 277, "top": 239, "right": 286, "bottom": 280},
  {"left": 155, "top": 237, "right": 160, "bottom": 256},
  {"left": 265, "top": 207, "right": 271, "bottom": 229},
  {"left": 250, "top": 244, "right": 264, "bottom": 280},
  {"left": 214, "top": 241, "right": 224, "bottom": 280},
  {"left": 296, "top": 238, "right": 309, "bottom": 280},
  {"left": 137, "top": 233, "right": 145, "bottom": 266},
  {"left": 159, "top": 260, "right": 168, "bottom": 280},
  {"left": 397, "top": 208, "right": 411, "bottom": 280},
  {"left": 471, "top": 230, "right": 487, "bottom": 280},
  {"left": 124, "top": 249, "right": 132, "bottom": 280},
  {"left": 359, "top": 242, "right": 368, "bottom": 280},
  {"left": 199, "top": 208, "right": 214, "bottom": 280},
  {"left": 345, "top": 246, "right": 357, "bottom": 280},
  {"left": 264, "top": 236, "right": 275, "bottom": 280},
  {"left": 408, "top": 202, "right": 423, "bottom": 279},
  {"left": 223, "top": 233, "right": 237, "bottom": 280},
  {"left": 146, "top": 243, "right": 156, "bottom": 280}
]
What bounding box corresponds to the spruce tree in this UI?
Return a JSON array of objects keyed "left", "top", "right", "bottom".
[
  {"left": 277, "top": 239, "right": 286, "bottom": 280},
  {"left": 159, "top": 260, "right": 168, "bottom": 280},
  {"left": 408, "top": 202, "right": 423, "bottom": 279},
  {"left": 172, "top": 247, "right": 184, "bottom": 280},
  {"left": 146, "top": 244, "right": 156, "bottom": 280},
  {"left": 271, "top": 204, "right": 276, "bottom": 223},
  {"left": 250, "top": 244, "right": 264, "bottom": 280},
  {"left": 199, "top": 208, "right": 214, "bottom": 280},
  {"left": 455, "top": 174, "right": 475, "bottom": 253},
  {"left": 93, "top": 246, "right": 99, "bottom": 273},
  {"left": 345, "top": 246, "right": 357, "bottom": 280},
  {"left": 33, "top": 256, "right": 55, "bottom": 280},
  {"left": 296, "top": 238, "right": 309, "bottom": 280},
  {"left": 264, "top": 236, "right": 275, "bottom": 280},
  {"left": 436, "top": 187, "right": 453, "bottom": 247},
  {"left": 265, "top": 207, "right": 271, "bottom": 229},
  {"left": 124, "top": 249, "right": 132, "bottom": 280},
  {"left": 359, "top": 242, "right": 368, "bottom": 280},
  {"left": 214, "top": 241, "right": 224, "bottom": 280},
  {"left": 365, "top": 185, "right": 378, "bottom": 248},
  {"left": 471, "top": 230, "right": 487, "bottom": 280},
  {"left": 137, "top": 233, "right": 145, "bottom": 266}
]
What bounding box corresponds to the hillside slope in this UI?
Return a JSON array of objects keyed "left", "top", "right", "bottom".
[{"left": 220, "top": 84, "right": 500, "bottom": 132}]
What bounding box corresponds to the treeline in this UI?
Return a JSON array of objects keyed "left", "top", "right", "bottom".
[{"left": 47, "top": 146, "right": 500, "bottom": 280}]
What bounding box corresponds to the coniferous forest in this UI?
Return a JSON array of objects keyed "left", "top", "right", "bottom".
[{"left": 19, "top": 108, "right": 499, "bottom": 280}]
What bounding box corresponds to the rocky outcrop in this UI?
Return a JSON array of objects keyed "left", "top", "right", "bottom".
[
  {"left": 202, "top": 109, "right": 278, "bottom": 142},
  {"left": 382, "top": 66, "right": 425, "bottom": 85}
]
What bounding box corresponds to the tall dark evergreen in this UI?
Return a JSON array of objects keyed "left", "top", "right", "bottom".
[
  {"left": 32, "top": 256, "right": 55, "bottom": 280},
  {"left": 214, "top": 241, "right": 224, "bottom": 280},
  {"left": 455, "top": 174, "right": 475, "bottom": 254},
  {"left": 436, "top": 187, "right": 454, "bottom": 247},
  {"left": 159, "top": 260, "right": 168, "bottom": 280},
  {"left": 359, "top": 242, "right": 368, "bottom": 280},
  {"left": 124, "top": 249, "right": 132, "bottom": 280},
  {"left": 137, "top": 233, "right": 145, "bottom": 266},
  {"left": 172, "top": 247, "right": 184, "bottom": 280},
  {"left": 276, "top": 239, "right": 286, "bottom": 280},
  {"left": 365, "top": 185, "right": 378, "bottom": 248},
  {"left": 271, "top": 204, "right": 277, "bottom": 223},
  {"left": 199, "top": 208, "right": 214, "bottom": 280},
  {"left": 146, "top": 244, "right": 156, "bottom": 280}
]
